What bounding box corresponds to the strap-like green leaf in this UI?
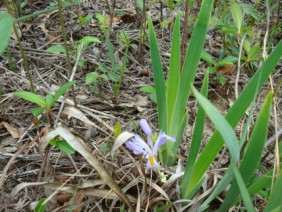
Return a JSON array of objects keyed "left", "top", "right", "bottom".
[
  {"left": 170, "top": 0, "right": 214, "bottom": 138},
  {"left": 15, "top": 91, "right": 47, "bottom": 107},
  {"left": 187, "top": 40, "right": 282, "bottom": 196},
  {"left": 220, "top": 92, "right": 273, "bottom": 211},
  {"left": 264, "top": 173, "right": 282, "bottom": 211},
  {"left": 192, "top": 86, "right": 240, "bottom": 163},
  {"left": 148, "top": 16, "right": 167, "bottom": 132},
  {"left": 167, "top": 14, "right": 180, "bottom": 126},
  {"left": 181, "top": 70, "right": 209, "bottom": 198}
]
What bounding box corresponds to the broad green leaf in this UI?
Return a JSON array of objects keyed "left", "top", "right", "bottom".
[
  {"left": 231, "top": 3, "right": 243, "bottom": 34},
  {"left": 181, "top": 70, "right": 208, "bottom": 198},
  {"left": 35, "top": 198, "right": 47, "bottom": 212},
  {"left": 248, "top": 45, "right": 260, "bottom": 61},
  {"left": 52, "top": 80, "right": 76, "bottom": 107},
  {"left": 219, "top": 55, "right": 238, "bottom": 63},
  {"left": 167, "top": 14, "right": 180, "bottom": 126},
  {"left": 241, "top": 4, "right": 260, "bottom": 21},
  {"left": 187, "top": 41, "right": 282, "bottom": 199},
  {"left": 264, "top": 173, "right": 282, "bottom": 212},
  {"left": 148, "top": 16, "right": 167, "bottom": 132},
  {"left": 79, "top": 36, "right": 101, "bottom": 45},
  {"left": 85, "top": 72, "right": 99, "bottom": 84},
  {"left": 114, "top": 123, "right": 122, "bottom": 139},
  {"left": 79, "top": 14, "right": 93, "bottom": 24},
  {"left": 140, "top": 86, "right": 155, "bottom": 94},
  {"left": 32, "top": 107, "right": 44, "bottom": 116},
  {"left": 45, "top": 93, "right": 53, "bottom": 108},
  {"left": 220, "top": 92, "right": 273, "bottom": 210},
  {"left": 95, "top": 13, "right": 105, "bottom": 25},
  {"left": 46, "top": 45, "right": 66, "bottom": 53},
  {"left": 165, "top": 0, "right": 214, "bottom": 165},
  {"left": 222, "top": 25, "right": 237, "bottom": 34},
  {"left": 105, "top": 35, "right": 115, "bottom": 67},
  {"left": 108, "top": 72, "right": 119, "bottom": 82},
  {"left": 201, "top": 51, "right": 216, "bottom": 65},
  {"left": 56, "top": 140, "right": 75, "bottom": 154},
  {"left": 192, "top": 86, "right": 240, "bottom": 163},
  {"left": 0, "top": 12, "right": 14, "bottom": 54},
  {"left": 15, "top": 91, "right": 47, "bottom": 107},
  {"left": 243, "top": 40, "right": 251, "bottom": 53}
]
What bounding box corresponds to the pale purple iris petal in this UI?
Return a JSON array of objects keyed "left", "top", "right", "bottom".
[
  {"left": 125, "top": 141, "right": 145, "bottom": 155},
  {"left": 125, "top": 120, "right": 175, "bottom": 170},
  {"left": 140, "top": 119, "right": 152, "bottom": 136},
  {"left": 153, "top": 131, "right": 176, "bottom": 154},
  {"left": 126, "top": 134, "right": 152, "bottom": 155}
]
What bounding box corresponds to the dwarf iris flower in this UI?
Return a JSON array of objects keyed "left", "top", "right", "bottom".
[{"left": 126, "top": 119, "right": 176, "bottom": 170}]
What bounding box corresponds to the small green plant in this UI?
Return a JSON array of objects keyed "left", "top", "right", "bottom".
[
  {"left": 201, "top": 50, "right": 237, "bottom": 84},
  {"left": 34, "top": 198, "right": 47, "bottom": 212},
  {"left": 15, "top": 80, "right": 75, "bottom": 117},
  {"left": 49, "top": 138, "right": 75, "bottom": 154},
  {"left": 94, "top": 13, "right": 131, "bottom": 98},
  {"left": 0, "top": 12, "right": 14, "bottom": 55},
  {"left": 46, "top": 36, "right": 101, "bottom": 68},
  {"left": 140, "top": 85, "right": 157, "bottom": 103}
]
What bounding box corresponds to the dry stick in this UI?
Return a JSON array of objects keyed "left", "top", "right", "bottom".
[
  {"left": 180, "top": 0, "right": 190, "bottom": 70},
  {"left": 234, "top": 33, "right": 246, "bottom": 99},
  {"left": 3, "top": 0, "right": 35, "bottom": 93},
  {"left": 57, "top": 0, "right": 77, "bottom": 108},
  {"left": 54, "top": 43, "right": 84, "bottom": 127}
]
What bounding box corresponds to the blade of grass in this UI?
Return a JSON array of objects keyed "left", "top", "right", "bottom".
[
  {"left": 181, "top": 70, "right": 209, "bottom": 198},
  {"left": 186, "top": 40, "right": 282, "bottom": 196},
  {"left": 148, "top": 16, "right": 167, "bottom": 132}
]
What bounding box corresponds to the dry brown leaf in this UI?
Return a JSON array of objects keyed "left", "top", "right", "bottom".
[
  {"left": 38, "top": 127, "right": 50, "bottom": 155},
  {"left": 219, "top": 64, "right": 236, "bottom": 75},
  {"left": 105, "top": 16, "right": 122, "bottom": 25},
  {"left": 44, "top": 126, "right": 135, "bottom": 211},
  {"left": 2, "top": 121, "right": 21, "bottom": 139},
  {"left": 111, "top": 132, "right": 134, "bottom": 155}
]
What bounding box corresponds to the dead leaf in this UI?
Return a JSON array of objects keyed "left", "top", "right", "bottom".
[
  {"left": 2, "top": 121, "right": 21, "bottom": 139},
  {"left": 44, "top": 126, "right": 135, "bottom": 211},
  {"left": 111, "top": 132, "right": 134, "bottom": 155},
  {"left": 38, "top": 127, "right": 50, "bottom": 155},
  {"left": 219, "top": 64, "right": 236, "bottom": 75},
  {"left": 105, "top": 16, "right": 121, "bottom": 25}
]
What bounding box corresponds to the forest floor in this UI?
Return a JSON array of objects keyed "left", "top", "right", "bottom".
[{"left": 0, "top": 0, "right": 281, "bottom": 211}]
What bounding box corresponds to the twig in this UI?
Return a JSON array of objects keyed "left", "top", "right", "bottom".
[
  {"left": 54, "top": 43, "right": 84, "bottom": 127},
  {"left": 235, "top": 33, "right": 246, "bottom": 99}
]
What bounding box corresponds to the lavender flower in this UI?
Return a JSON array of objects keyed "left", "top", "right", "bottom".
[{"left": 126, "top": 119, "right": 176, "bottom": 169}]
